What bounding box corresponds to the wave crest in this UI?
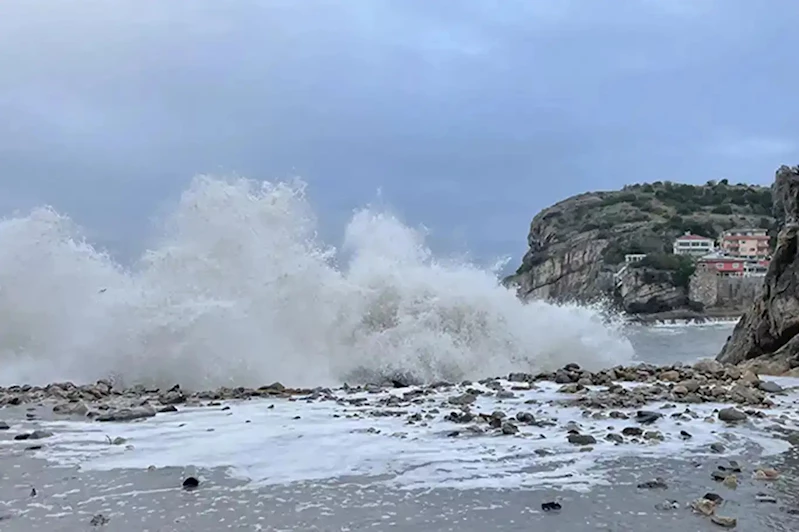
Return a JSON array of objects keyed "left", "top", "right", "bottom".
[{"left": 0, "top": 176, "right": 635, "bottom": 388}]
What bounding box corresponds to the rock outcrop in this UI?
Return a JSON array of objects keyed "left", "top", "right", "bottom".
[
  {"left": 505, "top": 180, "right": 774, "bottom": 314},
  {"left": 717, "top": 165, "right": 799, "bottom": 371}
]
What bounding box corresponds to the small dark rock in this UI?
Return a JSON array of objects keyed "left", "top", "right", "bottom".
[
  {"left": 711, "top": 471, "right": 727, "bottom": 482},
  {"left": 182, "top": 477, "right": 200, "bottom": 490},
  {"left": 710, "top": 442, "right": 726, "bottom": 453},
  {"left": 606, "top": 433, "right": 624, "bottom": 444},
  {"left": 13, "top": 433, "right": 30, "bottom": 441},
  {"left": 622, "top": 427, "right": 643, "bottom": 437},
  {"left": 541, "top": 501, "right": 562, "bottom": 511},
  {"left": 759, "top": 381, "right": 784, "bottom": 393},
  {"left": 703, "top": 492, "right": 723, "bottom": 504},
  {"left": 158, "top": 405, "right": 179, "bottom": 413},
  {"left": 567, "top": 434, "right": 596, "bottom": 445},
  {"left": 719, "top": 460, "right": 742, "bottom": 473},
  {"left": 636, "top": 411, "right": 662, "bottom": 424},
  {"left": 30, "top": 488, "right": 36, "bottom": 497},
  {"left": 96, "top": 406, "right": 156, "bottom": 422},
  {"left": 638, "top": 478, "right": 668, "bottom": 489},
  {"left": 501, "top": 421, "right": 519, "bottom": 435},
  {"left": 90, "top": 514, "right": 110, "bottom": 526},
  {"left": 515, "top": 412, "right": 535, "bottom": 424},
  {"left": 718, "top": 407, "right": 747, "bottom": 423},
  {"left": 0, "top": 421, "right": 9, "bottom": 430},
  {"left": 29, "top": 430, "right": 53, "bottom": 440},
  {"left": 680, "top": 430, "right": 693, "bottom": 440}
]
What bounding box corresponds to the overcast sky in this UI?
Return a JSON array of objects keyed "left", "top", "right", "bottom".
[{"left": 1, "top": 0, "right": 798, "bottom": 264}]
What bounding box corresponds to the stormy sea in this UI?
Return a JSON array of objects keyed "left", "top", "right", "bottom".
[{"left": 1, "top": 176, "right": 798, "bottom": 531}]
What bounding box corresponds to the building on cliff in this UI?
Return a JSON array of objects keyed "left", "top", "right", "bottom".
[
  {"left": 695, "top": 254, "right": 769, "bottom": 278},
  {"left": 719, "top": 228, "right": 770, "bottom": 259},
  {"left": 672, "top": 233, "right": 716, "bottom": 256}
]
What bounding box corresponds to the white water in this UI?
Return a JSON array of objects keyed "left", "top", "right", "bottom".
[
  {"left": 17, "top": 379, "right": 799, "bottom": 491},
  {"left": 0, "top": 175, "right": 634, "bottom": 389}
]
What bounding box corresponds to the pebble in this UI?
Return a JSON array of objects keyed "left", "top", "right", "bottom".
[
  {"left": 637, "top": 478, "right": 668, "bottom": 489},
  {"left": 753, "top": 468, "right": 779, "bottom": 480},
  {"left": 718, "top": 407, "right": 747, "bottom": 423},
  {"left": 567, "top": 434, "right": 596, "bottom": 445},
  {"left": 710, "top": 443, "right": 726, "bottom": 453},
  {"left": 90, "top": 514, "right": 110, "bottom": 526},
  {"left": 722, "top": 475, "right": 738, "bottom": 489},
  {"left": 692, "top": 497, "right": 717, "bottom": 516},
  {"left": 710, "top": 515, "right": 737, "bottom": 528},
  {"left": 182, "top": 477, "right": 200, "bottom": 490},
  {"left": 0, "top": 421, "right": 9, "bottom": 430}
]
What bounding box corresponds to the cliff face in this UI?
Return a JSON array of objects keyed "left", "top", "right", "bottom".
[
  {"left": 506, "top": 180, "right": 774, "bottom": 314},
  {"left": 717, "top": 166, "right": 799, "bottom": 372}
]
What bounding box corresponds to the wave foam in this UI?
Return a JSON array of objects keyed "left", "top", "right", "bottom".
[{"left": 0, "top": 176, "right": 634, "bottom": 388}]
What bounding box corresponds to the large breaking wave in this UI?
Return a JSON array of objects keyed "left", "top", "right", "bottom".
[{"left": 0, "top": 176, "right": 634, "bottom": 389}]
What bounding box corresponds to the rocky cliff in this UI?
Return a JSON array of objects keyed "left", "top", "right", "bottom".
[
  {"left": 717, "top": 166, "right": 799, "bottom": 372},
  {"left": 505, "top": 180, "right": 774, "bottom": 314}
]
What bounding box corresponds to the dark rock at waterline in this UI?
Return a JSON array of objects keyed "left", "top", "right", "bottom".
[
  {"left": 759, "top": 380, "right": 784, "bottom": 393},
  {"left": 13, "top": 433, "right": 30, "bottom": 440},
  {"left": 159, "top": 390, "right": 186, "bottom": 405},
  {"left": 96, "top": 406, "right": 156, "bottom": 422},
  {"left": 158, "top": 405, "right": 179, "bottom": 413},
  {"left": 541, "top": 501, "right": 562, "bottom": 512},
  {"left": 703, "top": 492, "right": 724, "bottom": 504},
  {"left": 182, "top": 477, "right": 200, "bottom": 490},
  {"left": 0, "top": 421, "right": 9, "bottom": 430},
  {"left": 622, "top": 427, "right": 643, "bottom": 437},
  {"left": 717, "top": 165, "right": 799, "bottom": 370},
  {"left": 680, "top": 430, "right": 693, "bottom": 440}
]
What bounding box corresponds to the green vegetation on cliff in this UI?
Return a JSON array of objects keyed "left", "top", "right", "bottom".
[{"left": 508, "top": 179, "right": 775, "bottom": 314}]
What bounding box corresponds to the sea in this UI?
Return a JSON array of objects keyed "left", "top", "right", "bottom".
[{"left": 1, "top": 176, "right": 797, "bottom": 531}]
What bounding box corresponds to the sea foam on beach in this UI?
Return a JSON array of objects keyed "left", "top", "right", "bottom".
[{"left": 14, "top": 377, "right": 799, "bottom": 492}]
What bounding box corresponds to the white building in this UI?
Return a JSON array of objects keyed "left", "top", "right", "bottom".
[
  {"left": 672, "top": 233, "right": 716, "bottom": 256},
  {"left": 624, "top": 254, "right": 647, "bottom": 263}
]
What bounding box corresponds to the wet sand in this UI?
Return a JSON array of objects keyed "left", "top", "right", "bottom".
[{"left": 2, "top": 445, "right": 799, "bottom": 531}]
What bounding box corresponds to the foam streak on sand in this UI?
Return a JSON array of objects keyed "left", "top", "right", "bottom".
[
  {"left": 13, "top": 377, "right": 799, "bottom": 492},
  {"left": 0, "top": 175, "right": 634, "bottom": 389}
]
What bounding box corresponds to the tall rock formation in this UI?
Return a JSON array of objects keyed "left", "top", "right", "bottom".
[
  {"left": 717, "top": 165, "right": 799, "bottom": 372},
  {"left": 505, "top": 181, "right": 774, "bottom": 315}
]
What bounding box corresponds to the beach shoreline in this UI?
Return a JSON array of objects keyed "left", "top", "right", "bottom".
[{"left": 2, "top": 361, "right": 799, "bottom": 529}]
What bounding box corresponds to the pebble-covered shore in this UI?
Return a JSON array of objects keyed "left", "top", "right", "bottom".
[{"left": 2, "top": 359, "right": 799, "bottom": 529}]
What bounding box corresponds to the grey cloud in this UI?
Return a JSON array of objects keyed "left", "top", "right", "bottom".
[{"left": 1, "top": 0, "right": 798, "bottom": 265}]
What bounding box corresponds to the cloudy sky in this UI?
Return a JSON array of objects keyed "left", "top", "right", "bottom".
[{"left": 1, "top": 0, "right": 798, "bottom": 265}]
